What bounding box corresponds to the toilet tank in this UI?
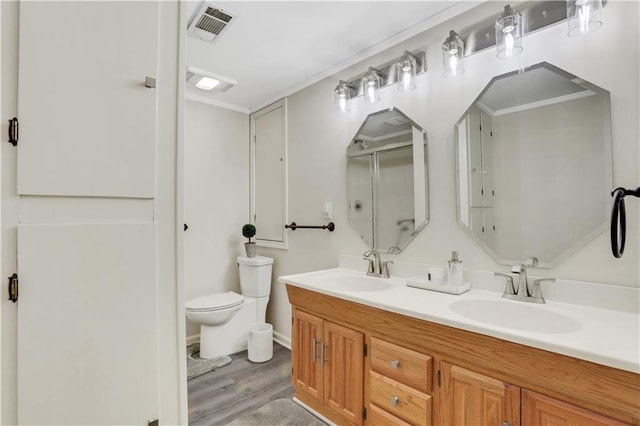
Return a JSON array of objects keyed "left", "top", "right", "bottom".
[{"left": 237, "top": 256, "right": 274, "bottom": 297}]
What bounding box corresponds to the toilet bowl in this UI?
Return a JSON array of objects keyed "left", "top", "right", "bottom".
[{"left": 185, "top": 256, "right": 273, "bottom": 359}]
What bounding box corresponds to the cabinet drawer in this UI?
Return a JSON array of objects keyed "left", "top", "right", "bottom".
[
  {"left": 368, "top": 403, "right": 415, "bottom": 426},
  {"left": 370, "top": 337, "right": 432, "bottom": 393},
  {"left": 369, "top": 370, "right": 431, "bottom": 426}
]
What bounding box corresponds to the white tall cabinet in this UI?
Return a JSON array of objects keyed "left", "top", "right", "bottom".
[{"left": 3, "top": 1, "right": 184, "bottom": 424}]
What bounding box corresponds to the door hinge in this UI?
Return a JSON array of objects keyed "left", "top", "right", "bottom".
[
  {"left": 437, "top": 369, "right": 442, "bottom": 387},
  {"left": 482, "top": 226, "right": 485, "bottom": 233},
  {"left": 490, "top": 131, "right": 493, "bottom": 137},
  {"left": 8, "top": 273, "right": 18, "bottom": 303},
  {"left": 8, "top": 117, "right": 18, "bottom": 146},
  {"left": 148, "top": 419, "right": 159, "bottom": 426},
  {"left": 291, "top": 367, "right": 294, "bottom": 376},
  {"left": 362, "top": 407, "right": 367, "bottom": 420},
  {"left": 363, "top": 343, "right": 367, "bottom": 357}
]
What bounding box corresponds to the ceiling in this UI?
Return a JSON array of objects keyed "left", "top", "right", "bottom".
[{"left": 185, "top": 1, "right": 480, "bottom": 112}]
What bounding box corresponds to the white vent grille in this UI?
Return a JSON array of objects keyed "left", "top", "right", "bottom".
[{"left": 188, "top": 3, "right": 235, "bottom": 44}]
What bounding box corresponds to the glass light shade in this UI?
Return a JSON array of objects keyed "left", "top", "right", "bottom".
[
  {"left": 334, "top": 81, "right": 353, "bottom": 113},
  {"left": 362, "top": 68, "right": 382, "bottom": 104},
  {"left": 495, "top": 5, "right": 523, "bottom": 59},
  {"left": 442, "top": 30, "right": 465, "bottom": 77},
  {"left": 566, "top": 0, "right": 602, "bottom": 36},
  {"left": 396, "top": 51, "right": 417, "bottom": 92}
]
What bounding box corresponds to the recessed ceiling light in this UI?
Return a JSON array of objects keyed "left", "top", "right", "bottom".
[
  {"left": 186, "top": 66, "right": 237, "bottom": 92},
  {"left": 196, "top": 77, "right": 220, "bottom": 91}
]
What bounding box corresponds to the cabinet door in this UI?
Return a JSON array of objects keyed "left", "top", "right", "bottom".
[
  {"left": 17, "top": 1, "right": 158, "bottom": 197},
  {"left": 292, "top": 308, "right": 324, "bottom": 403},
  {"left": 438, "top": 362, "right": 520, "bottom": 426},
  {"left": 522, "top": 390, "right": 627, "bottom": 426},
  {"left": 324, "top": 321, "right": 364, "bottom": 425}
]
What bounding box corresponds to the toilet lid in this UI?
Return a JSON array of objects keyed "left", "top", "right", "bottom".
[{"left": 185, "top": 291, "right": 244, "bottom": 312}]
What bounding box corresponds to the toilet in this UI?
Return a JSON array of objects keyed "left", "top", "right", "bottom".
[{"left": 185, "top": 256, "right": 273, "bottom": 359}]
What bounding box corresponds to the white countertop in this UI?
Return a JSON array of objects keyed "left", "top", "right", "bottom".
[{"left": 279, "top": 267, "right": 640, "bottom": 374}]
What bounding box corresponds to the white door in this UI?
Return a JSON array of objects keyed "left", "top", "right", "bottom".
[
  {"left": 251, "top": 99, "right": 288, "bottom": 248},
  {"left": 17, "top": 1, "right": 158, "bottom": 198},
  {"left": 17, "top": 224, "right": 158, "bottom": 425},
  {"left": 15, "top": 2, "right": 162, "bottom": 424}
]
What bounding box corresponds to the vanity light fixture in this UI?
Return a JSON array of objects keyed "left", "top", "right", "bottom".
[
  {"left": 362, "top": 67, "right": 384, "bottom": 104},
  {"left": 396, "top": 51, "right": 419, "bottom": 92},
  {"left": 332, "top": 51, "right": 426, "bottom": 112},
  {"left": 495, "top": 4, "right": 523, "bottom": 59},
  {"left": 334, "top": 80, "right": 356, "bottom": 113},
  {"left": 442, "top": 30, "right": 465, "bottom": 77},
  {"left": 566, "top": 0, "right": 603, "bottom": 36}
]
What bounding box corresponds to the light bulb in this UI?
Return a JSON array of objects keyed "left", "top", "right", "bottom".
[
  {"left": 367, "top": 81, "right": 376, "bottom": 103},
  {"left": 504, "top": 31, "right": 515, "bottom": 58},
  {"left": 449, "top": 54, "right": 458, "bottom": 76}
]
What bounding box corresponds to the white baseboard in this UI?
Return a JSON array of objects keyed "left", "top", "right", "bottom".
[
  {"left": 186, "top": 334, "right": 200, "bottom": 346},
  {"left": 273, "top": 330, "right": 291, "bottom": 349},
  {"left": 186, "top": 331, "right": 291, "bottom": 350},
  {"left": 293, "top": 397, "right": 335, "bottom": 426}
]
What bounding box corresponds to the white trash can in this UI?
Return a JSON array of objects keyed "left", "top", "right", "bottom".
[{"left": 248, "top": 323, "right": 273, "bottom": 363}]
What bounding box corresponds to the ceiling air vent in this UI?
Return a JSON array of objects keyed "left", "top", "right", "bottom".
[{"left": 188, "top": 3, "right": 235, "bottom": 44}]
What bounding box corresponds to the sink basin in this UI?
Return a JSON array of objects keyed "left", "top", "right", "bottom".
[
  {"left": 318, "top": 276, "right": 393, "bottom": 292},
  {"left": 450, "top": 300, "right": 581, "bottom": 333}
]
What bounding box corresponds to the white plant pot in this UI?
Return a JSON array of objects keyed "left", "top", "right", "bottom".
[{"left": 244, "top": 242, "right": 256, "bottom": 258}]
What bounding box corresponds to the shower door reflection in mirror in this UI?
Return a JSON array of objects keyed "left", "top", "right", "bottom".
[
  {"left": 347, "top": 108, "right": 429, "bottom": 252},
  {"left": 455, "top": 62, "right": 612, "bottom": 267}
]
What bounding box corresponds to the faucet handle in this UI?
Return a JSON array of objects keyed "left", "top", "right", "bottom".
[
  {"left": 494, "top": 272, "right": 516, "bottom": 295},
  {"left": 526, "top": 257, "right": 539, "bottom": 267},
  {"left": 531, "top": 278, "right": 554, "bottom": 302},
  {"left": 381, "top": 260, "right": 393, "bottom": 278}
]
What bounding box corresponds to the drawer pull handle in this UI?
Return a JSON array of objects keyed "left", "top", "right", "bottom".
[
  {"left": 390, "top": 396, "right": 399, "bottom": 406},
  {"left": 390, "top": 360, "right": 400, "bottom": 369}
]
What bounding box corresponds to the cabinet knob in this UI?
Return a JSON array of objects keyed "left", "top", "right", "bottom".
[
  {"left": 390, "top": 396, "right": 399, "bottom": 406},
  {"left": 390, "top": 359, "right": 400, "bottom": 369}
]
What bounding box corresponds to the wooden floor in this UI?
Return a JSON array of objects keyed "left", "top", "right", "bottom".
[{"left": 188, "top": 343, "right": 294, "bottom": 426}]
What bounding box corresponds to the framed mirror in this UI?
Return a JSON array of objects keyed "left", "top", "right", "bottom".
[
  {"left": 454, "top": 62, "right": 612, "bottom": 267},
  {"left": 347, "top": 107, "right": 429, "bottom": 252}
]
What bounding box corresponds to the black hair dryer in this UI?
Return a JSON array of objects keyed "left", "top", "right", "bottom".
[{"left": 610, "top": 186, "right": 640, "bottom": 258}]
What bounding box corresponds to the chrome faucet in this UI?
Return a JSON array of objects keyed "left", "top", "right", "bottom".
[
  {"left": 363, "top": 249, "right": 393, "bottom": 278},
  {"left": 494, "top": 257, "right": 554, "bottom": 304}
]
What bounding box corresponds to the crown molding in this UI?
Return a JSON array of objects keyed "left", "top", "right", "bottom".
[
  {"left": 251, "top": 1, "right": 484, "bottom": 112},
  {"left": 185, "top": 92, "right": 250, "bottom": 114}
]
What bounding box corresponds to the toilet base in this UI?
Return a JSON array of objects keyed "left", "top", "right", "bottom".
[{"left": 198, "top": 297, "right": 268, "bottom": 359}]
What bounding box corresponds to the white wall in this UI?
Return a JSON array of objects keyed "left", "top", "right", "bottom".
[
  {"left": 184, "top": 100, "right": 250, "bottom": 338},
  {"left": 257, "top": 1, "right": 639, "bottom": 343}
]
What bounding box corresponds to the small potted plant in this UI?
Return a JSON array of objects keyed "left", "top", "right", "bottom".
[{"left": 242, "top": 224, "right": 257, "bottom": 258}]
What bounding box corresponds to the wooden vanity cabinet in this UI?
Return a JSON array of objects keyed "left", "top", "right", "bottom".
[
  {"left": 437, "top": 361, "right": 520, "bottom": 426},
  {"left": 286, "top": 285, "right": 640, "bottom": 426},
  {"left": 292, "top": 307, "right": 364, "bottom": 425},
  {"left": 522, "top": 390, "right": 628, "bottom": 426},
  {"left": 368, "top": 337, "right": 433, "bottom": 425}
]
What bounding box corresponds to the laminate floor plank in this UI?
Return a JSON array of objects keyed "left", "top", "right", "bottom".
[{"left": 188, "top": 343, "right": 294, "bottom": 426}]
